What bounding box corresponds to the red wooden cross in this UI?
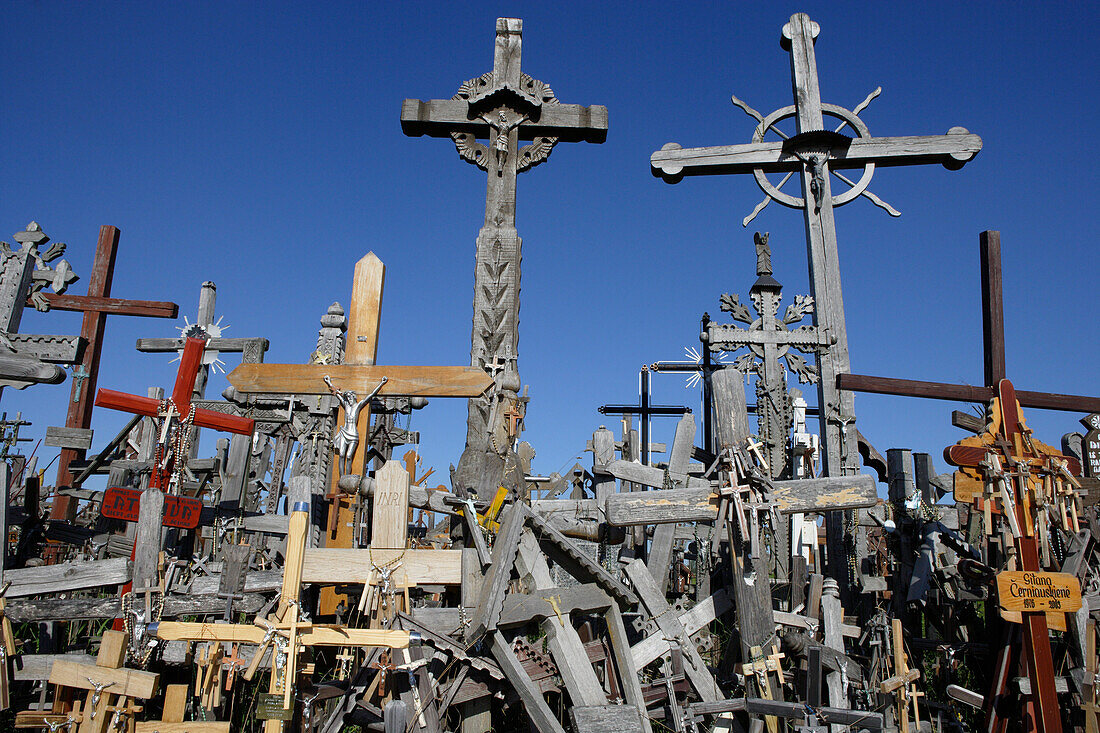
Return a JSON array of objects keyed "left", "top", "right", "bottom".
[
  {"left": 48, "top": 226, "right": 179, "bottom": 519},
  {"left": 94, "top": 337, "right": 254, "bottom": 489}
]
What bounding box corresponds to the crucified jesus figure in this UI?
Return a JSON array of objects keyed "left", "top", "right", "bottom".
[{"left": 323, "top": 375, "right": 387, "bottom": 476}]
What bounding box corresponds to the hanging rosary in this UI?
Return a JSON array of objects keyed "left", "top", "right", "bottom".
[{"left": 155, "top": 399, "right": 196, "bottom": 493}]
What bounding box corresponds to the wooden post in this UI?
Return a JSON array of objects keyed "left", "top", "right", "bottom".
[{"left": 50, "top": 225, "right": 179, "bottom": 519}]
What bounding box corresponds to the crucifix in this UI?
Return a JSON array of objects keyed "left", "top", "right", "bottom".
[
  {"left": 224, "top": 253, "right": 491, "bottom": 615},
  {"left": 46, "top": 225, "right": 179, "bottom": 520},
  {"left": 402, "top": 17, "right": 608, "bottom": 495},
  {"left": 650, "top": 12, "right": 982, "bottom": 479},
  {"left": 943, "top": 380, "right": 1070, "bottom": 733}
]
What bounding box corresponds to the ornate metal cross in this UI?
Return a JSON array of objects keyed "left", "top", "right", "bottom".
[
  {"left": 651, "top": 13, "right": 982, "bottom": 479},
  {"left": 402, "top": 17, "right": 607, "bottom": 494}
]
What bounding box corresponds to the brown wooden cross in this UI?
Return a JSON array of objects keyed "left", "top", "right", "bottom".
[
  {"left": 839, "top": 230, "right": 1100, "bottom": 414},
  {"left": 943, "top": 380, "right": 1063, "bottom": 733},
  {"left": 47, "top": 226, "right": 179, "bottom": 520}
]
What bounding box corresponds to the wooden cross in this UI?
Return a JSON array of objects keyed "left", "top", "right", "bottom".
[
  {"left": 943, "top": 379, "right": 1063, "bottom": 733},
  {"left": 401, "top": 17, "right": 607, "bottom": 488},
  {"left": 706, "top": 233, "right": 833, "bottom": 477},
  {"left": 650, "top": 12, "right": 981, "bottom": 478},
  {"left": 222, "top": 253, "right": 491, "bottom": 615},
  {"left": 839, "top": 230, "right": 1100, "bottom": 414},
  {"left": 94, "top": 337, "right": 254, "bottom": 622},
  {"left": 46, "top": 225, "right": 179, "bottom": 520}
]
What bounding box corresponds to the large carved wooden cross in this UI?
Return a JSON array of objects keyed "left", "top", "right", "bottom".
[
  {"left": 401, "top": 17, "right": 607, "bottom": 494},
  {"left": 650, "top": 12, "right": 981, "bottom": 478},
  {"left": 47, "top": 225, "right": 180, "bottom": 519}
]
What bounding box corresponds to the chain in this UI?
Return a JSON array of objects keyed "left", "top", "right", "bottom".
[{"left": 155, "top": 399, "right": 197, "bottom": 493}]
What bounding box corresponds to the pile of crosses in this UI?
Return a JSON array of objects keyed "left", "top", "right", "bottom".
[{"left": 3, "top": 11, "right": 1100, "bottom": 733}]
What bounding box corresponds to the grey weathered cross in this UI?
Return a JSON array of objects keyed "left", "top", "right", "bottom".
[
  {"left": 707, "top": 232, "right": 833, "bottom": 479},
  {"left": 651, "top": 13, "right": 981, "bottom": 479},
  {"left": 402, "top": 17, "right": 607, "bottom": 494}
]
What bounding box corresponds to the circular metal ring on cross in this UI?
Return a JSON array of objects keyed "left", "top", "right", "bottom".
[{"left": 751, "top": 103, "right": 874, "bottom": 209}]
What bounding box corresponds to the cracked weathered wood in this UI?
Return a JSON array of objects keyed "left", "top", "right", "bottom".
[
  {"left": 631, "top": 587, "right": 733, "bottom": 670},
  {"left": 604, "top": 473, "right": 876, "bottom": 524},
  {"left": 647, "top": 413, "right": 696, "bottom": 592},
  {"left": 623, "top": 559, "right": 723, "bottom": 701},
  {"left": 7, "top": 593, "right": 265, "bottom": 622},
  {"left": 487, "top": 630, "right": 568, "bottom": 733},
  {"left": 466, "top": 503, "right": 526, "bottom": 642}
]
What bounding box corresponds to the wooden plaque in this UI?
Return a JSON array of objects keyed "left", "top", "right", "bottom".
[
  {"left": 101, "top": 487, "right": 203, "bottom": 530},
  {"left": 996, "top": 571, "right": 1082, "bottom": 614}
]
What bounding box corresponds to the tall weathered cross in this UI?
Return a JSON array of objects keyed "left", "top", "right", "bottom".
[
  {"left": 45, "top": 225, "right": 179, "bottom": 519},
  {"left": 650, "top": 12, "right": 982, "bottom": 478},
  {"left": 402, "top": 17, "right": 608, "bottom": 494}
]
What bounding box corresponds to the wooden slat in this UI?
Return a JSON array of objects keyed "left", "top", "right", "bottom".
[
  {"left": 604, "top": 474, "right": 877, "bottom": 524},
  {"left": 650, "top": 131, "right": 982, "bottom": 177},
  {"left": 150, "top": 622, "right": 410, "bottom": 648},
  {"left": 301, "top": 548, "right": 462, "bottom": 585},
  {"left": 94, "top": 389, "right": 254, "bottom": 435},
  {"left": 36, "top": 293, "right": 178, "bottom": 319},
  {"left": 226, "top": 363, "right": 493, "bottom": 397},
  {"left": 135, "top": 724, "right": 229, "bottom": 733},
  {"left": 838, "top": 372, "right": 1100, "bottom": 414},
  {"left": 7, "top": 557, "right": 130, "bottom": 597},
  {"left": 48, "top": 659, "right": 158, "bottom": 699}
]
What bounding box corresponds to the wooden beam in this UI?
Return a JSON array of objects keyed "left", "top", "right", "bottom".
[
  {"left": 837, "top": 373, "right": 1100, "bottom": 414},
  {"left": 37, "top": 293, "right": 178, "bottom": 319},
  {"left": 149, "top": 621, "right": 411, "bottom": 648},
  {"left": 226, "top": 363, "right": 493, "bottom": 397},
  {"left": 301, "top": 548, "right": 462, "bottom": 586},
  {"left": 48, "top": 659, "right": 158, "bottom": 699}
]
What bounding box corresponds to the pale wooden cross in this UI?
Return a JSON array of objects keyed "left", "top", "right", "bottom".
[
  {"left": 224, "top": 252, "right": 490, "bottom": 615},
  {"left": 650, "top": 13, "right": 981, "bottom": 479},
  {"left": 401, "top": 17, "right": 607, "bottom": 490}
]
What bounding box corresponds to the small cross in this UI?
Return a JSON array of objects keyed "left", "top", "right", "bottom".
[{"left": 69, "top": 365, "right": 90, "bottom": 403}]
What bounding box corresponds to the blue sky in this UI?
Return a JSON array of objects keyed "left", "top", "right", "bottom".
[{"left": 2, "top": 1, "right": 1097, "bottom": 493}]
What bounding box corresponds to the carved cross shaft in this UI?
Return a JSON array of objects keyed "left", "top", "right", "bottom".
[{"left": 401, "top": 18, "right": 607, "bottom": 490}]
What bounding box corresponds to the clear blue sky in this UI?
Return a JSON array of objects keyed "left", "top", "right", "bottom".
[{"left": 2, "top": 1, "right": 1097, "bottom": 492}]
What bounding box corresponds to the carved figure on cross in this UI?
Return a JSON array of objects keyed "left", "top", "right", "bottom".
[
  {"left": 402, "top": 17, "right": 607, "bottom": 494},
  {"left": 324, "top": 374, "right": 387, "bottom": 477}
]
